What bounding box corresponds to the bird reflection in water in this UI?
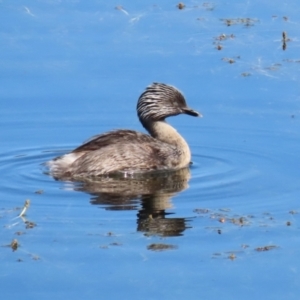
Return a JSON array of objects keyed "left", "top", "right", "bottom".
[{"left": 70, "top": 167, "right": 192, "bottom": 237}]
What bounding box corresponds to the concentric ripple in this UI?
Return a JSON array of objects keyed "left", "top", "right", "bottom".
[
  {"left": 186, "top": 128, "right": 300, "bottom": 210},
  {"left": 190, "top": 146, "right": 265, "bottom": 201},
  {"left": 0, "top": 128, "right": 299, "bottom": 213},
  {"left": 0, "top": 146, "right": 69, "bottom": 199}
]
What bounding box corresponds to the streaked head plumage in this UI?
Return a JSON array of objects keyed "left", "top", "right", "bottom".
[{"left": 137, "top": 83, "right": 199, "bottom": 124}]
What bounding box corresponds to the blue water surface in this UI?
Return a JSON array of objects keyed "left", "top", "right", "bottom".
[{"left": 1, "top": 1, "right": 300, "bottom": 299}]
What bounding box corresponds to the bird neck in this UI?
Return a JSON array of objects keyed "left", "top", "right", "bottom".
[{"left": 143, "top": 120, "right": 191, "bottom": 161}]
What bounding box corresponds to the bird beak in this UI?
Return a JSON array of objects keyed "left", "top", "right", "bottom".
[{"left": 183, "top": 108, "right": 203, "bottom": 118}]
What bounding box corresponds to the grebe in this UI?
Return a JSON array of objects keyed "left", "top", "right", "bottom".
[{"left": 47, "top": 83, "right": 200, "bottom": 178}]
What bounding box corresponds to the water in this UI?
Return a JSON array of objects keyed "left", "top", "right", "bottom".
[{"left": 1, "top": 1, "right": 300, "bottom": 299}]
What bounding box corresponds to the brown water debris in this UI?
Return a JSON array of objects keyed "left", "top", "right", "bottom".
[
  {"left": 15, "top": 231, "right": 26, "bottom": 236},
  {"left": 193, "top": 208, "right": 210, "bottom": 214},
  {"left": 282, "top": 31, "right": 291, "bottom": 51},
  {"left": 177, "top": 2, "right": 185, "bottom": 10},
  {"left": 220, "top": 18, "right": 258, "bottom": 27},
  {"left": 230, "top": 216, "right": 249, "bottom": 226},
  {"left": 10, "top": 239, "right": 19, "bottom": 251},
  {"left": 228, "top": 253, "right": 236, "bottom": 260},
  {"left": 241, "top": 72, "right": 251, "bottom": 77},
  {"left": 255, "top": 245, "right": 278, "bottom": 252},
  {"left": 147, "top": 243, "right": 177, "bottom": 251},
  {"left": 215, "top": 33, "right": 235, "bottom": 41},
  {"left": 214, "top": 34, "right": 235, "bottom": 50},
  {"left": 25, "top": 221, "right": 36, "bottom": 229},
  {"left": 282, "top": 32, "right": 287, "bottom": 50},
  {"left": 196, "top": 208, "right": 251, "bottom": 227},
  {"left": 282, "top": 31, "right": 287, "bottom": 40},
  {"left": 222, "top": 57, "right": 236, "bottom": 64},
  {"left": 110, "top": 242, "right": 122, "bottom": 246},
  {"left": 35, "top": 189, "right": 44, "bottom": 194}
]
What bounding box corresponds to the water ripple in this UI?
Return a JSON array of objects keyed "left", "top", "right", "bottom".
[
  {"left": 188, "top": 130, "right": 300, "bottom": 210},
  {"left": 0, "top": 147, "right": 67, "bottom": 196},
  {"left": 0, "top": 134, "right": 299, "bottom": 212}
]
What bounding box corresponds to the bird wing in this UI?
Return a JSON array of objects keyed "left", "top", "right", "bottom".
[
  {"left": 70, "top": 137, "right": 174, "bottom": 175},
  {"left": 72, "top": 130, "right": 156, "bottom": 153}
]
